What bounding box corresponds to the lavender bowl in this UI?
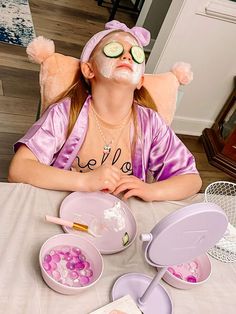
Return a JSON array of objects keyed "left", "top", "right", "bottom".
[
  {"left": 39, "top": 233, "right": 104, "bottom": 294},
  {"left": 161, "top": 253, "right": 212, "bottom": 290}
]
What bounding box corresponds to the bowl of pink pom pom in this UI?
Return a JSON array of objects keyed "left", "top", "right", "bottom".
[
  {"left": 39, "top": 233, "right": 103, "bottom": 294},
  {"left": 161, "top": 253, "right": 212, "bottom": 290}
]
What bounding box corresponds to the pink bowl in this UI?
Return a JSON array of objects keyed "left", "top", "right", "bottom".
[
  {"left": 161, "top": 253, "right": 212, "bottom": 290},
  {"left": 39, "top": 233, "right": 104, "bottom": 294}
]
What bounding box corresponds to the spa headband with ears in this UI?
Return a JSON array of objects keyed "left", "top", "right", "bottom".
[{"left": 80, "top": 20, "right": 151, "bottom": 63}]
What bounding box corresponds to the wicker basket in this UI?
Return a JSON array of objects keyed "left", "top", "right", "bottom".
[{"left": 205, "top": 181, "right": 236, "bottom": 263}]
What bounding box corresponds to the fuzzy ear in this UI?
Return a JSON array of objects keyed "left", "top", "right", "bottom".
[
  {"left": 27, "top": 37, "right": 80, "bottom": 113},
  {"left": 143, "top": 62, "right": 193, "bottom": 125},
  {"left": 40, "top": 53, "right": 80, "bottom": 112},
  {"left": 143, "top": 72, "right": 179, "bottom": 125}
]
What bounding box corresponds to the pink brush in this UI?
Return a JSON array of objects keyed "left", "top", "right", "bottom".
[{"left": 45, "top": 215, "right": 97, "bottom": 237}]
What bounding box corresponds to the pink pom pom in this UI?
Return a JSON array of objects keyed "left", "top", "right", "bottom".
[
  {"left": 171, "top": 62, "right": 193, "bottom": 85},
  {"left": 26, "top": 36, "right": 55, "bottom": 64}
]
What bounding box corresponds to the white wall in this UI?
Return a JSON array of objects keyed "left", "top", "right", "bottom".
[{"left": 146, "top": 0, "right": 236, "bottom": 136}]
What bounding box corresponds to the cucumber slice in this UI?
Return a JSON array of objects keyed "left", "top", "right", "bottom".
[
  {"left": 130, "top": 46, "right": 145, "bottom": 64},
  {"left": 103, "top": 42, "right": 124, "bottom": 58}
]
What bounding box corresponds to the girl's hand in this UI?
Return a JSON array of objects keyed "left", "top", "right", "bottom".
[
  {"left": 113, "top": 175, "right": 154, "bottom": 201},
  {"left": 82, "top": 165, "right": 122, "bottom": 193}
]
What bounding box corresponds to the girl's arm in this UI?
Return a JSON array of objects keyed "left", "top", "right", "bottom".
[
  {"left": 8, "top": 145, "right": 121, "bottom": 193},
  {"left": 113, "top": 173, "right": 202, "bottom": 202}
]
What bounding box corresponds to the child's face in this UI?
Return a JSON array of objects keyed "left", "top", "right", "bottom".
[{"left": 91, "top": 32, "right": 144, "bottom": 86}]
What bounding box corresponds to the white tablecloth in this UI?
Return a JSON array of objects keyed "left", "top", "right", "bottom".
[{"left": 0, "top": 182, "right": 235, "bottom": 314}]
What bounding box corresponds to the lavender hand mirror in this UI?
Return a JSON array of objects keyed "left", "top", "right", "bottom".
[{"left": 112, "top": 202, "right": 228, "bottom": 314}]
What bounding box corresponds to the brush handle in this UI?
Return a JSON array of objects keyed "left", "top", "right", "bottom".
[
  {"left": 45, "top": 215, "right": 73, "bottom": 229},
  {"left": 45, "top": 215, "right": 89, "bottom": 233}
]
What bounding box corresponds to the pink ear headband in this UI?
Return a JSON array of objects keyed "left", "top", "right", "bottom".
[{"left": 80, "top": 20, "right": 151, "bottom": 63}]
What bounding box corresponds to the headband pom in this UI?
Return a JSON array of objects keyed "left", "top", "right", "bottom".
[
  {"left": 26, "top": 36, "right": 55, "bottom": 64},
  {"left": 171, "top": 62, "right": 193, "bottom": 85}
]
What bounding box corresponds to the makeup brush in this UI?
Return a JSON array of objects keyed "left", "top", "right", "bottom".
[{"left": 45, "top": 215, "right": 98, "bottom": 237}]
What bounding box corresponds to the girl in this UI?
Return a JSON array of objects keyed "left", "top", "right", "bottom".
[{"left": 8, "top": 20, "right": 202, "bottom": 201}]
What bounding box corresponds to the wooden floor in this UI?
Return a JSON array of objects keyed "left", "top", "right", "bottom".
[{"left": 0, "top": 0, "right": 233, "bottom": 192}]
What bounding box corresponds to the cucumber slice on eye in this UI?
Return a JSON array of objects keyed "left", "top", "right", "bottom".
[
  {"left": 103, "top": 42, "right": 124, "bottom": 58},
  {"left": 130, "top": 46, "right": 145, "bottom": 64}
]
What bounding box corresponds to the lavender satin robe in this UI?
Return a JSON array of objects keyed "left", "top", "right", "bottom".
[{"left": 14, "top": 96, "right": 198, "bottom": 181}]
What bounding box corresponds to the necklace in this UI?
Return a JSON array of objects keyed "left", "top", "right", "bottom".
[{"left": 91, "top": 105, "right": 132, "bottom": 155}]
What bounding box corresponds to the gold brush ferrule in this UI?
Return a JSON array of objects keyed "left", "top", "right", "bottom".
[{"left": 73, "top": 222, "right": 89, "bottom": 232}]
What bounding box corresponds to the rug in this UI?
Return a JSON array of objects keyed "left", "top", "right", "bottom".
[{"left": 0, "top": 0, "right": 36, "bottom": 47}]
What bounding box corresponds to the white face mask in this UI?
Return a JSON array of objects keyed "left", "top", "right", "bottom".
[
  {"left": 96, "top": 56, "right": 143, "bottom": 85},
  {"left": 93, "top": 33, "right": 144, "bottom": 85}
]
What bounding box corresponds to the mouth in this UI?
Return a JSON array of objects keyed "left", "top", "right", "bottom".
[{"left": 116, "top": 64, "right": 133, "bottom": 71}]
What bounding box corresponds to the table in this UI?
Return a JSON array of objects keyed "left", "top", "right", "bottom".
[{"left": 0, "top": 182, "right": 235, "bottom": 314}]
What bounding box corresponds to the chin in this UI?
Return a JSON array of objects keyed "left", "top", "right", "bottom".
[{"left": 112, "top": 73, "right": 140, "bottom": 86}]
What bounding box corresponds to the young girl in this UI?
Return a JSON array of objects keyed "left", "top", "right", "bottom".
[{"left": 8, "top": 20, "right": 202, "bottom": 201}]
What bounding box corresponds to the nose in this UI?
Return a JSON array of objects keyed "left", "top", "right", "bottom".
[{"left": 120, "top": 50, "right": 132, "bottom": 62}]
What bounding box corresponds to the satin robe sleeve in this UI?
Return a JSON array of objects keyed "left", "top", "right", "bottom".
[
  {"left": 148, "top": 111, "right": 199, "bottom": 181},
  {"left": 14, "top": 99, "right": 70, "bottom": 165}
]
